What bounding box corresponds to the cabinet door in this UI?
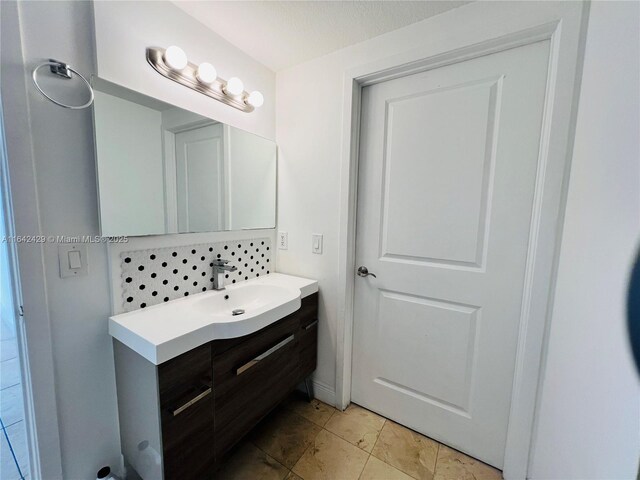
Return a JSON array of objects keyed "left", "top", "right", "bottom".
[
  {"left": 158, "top": 344, "right": 214, "bottom": 479},
  {"left": 297, "top": 293, "right": 319, "bottom": 378},
  {"left": 298, "top": 322, "right": 318, "bottom": 379},
  {"left": 212, "top": 314, "right": 300, "bottom": 458}
]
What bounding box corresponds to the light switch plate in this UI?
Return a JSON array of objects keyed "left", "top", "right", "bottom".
[
  {"left": 312, "top": 234, "right": 323, "bottom": 254},
  {"left": 278, "top": 231, "right": 288, "bottom": 250},
  {"left": 68, "top": 250, "right": 82, "bottom": 269},
  {"left": 58, "top": 244, "right": 88, "bottom": 278}
]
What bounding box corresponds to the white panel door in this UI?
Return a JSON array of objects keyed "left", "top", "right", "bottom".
[
  {"left": 351, "top": 40, "right": 551, "bottom": 468},
  {"left": 175, "top": 123, "right": 225, "bottom": 232}
]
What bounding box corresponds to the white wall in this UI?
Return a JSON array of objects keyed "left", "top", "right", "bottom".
[
  {"left": 94, "top": 91, "right": 165, "bottom": 236},
  {"left": 2, "top": 1, "right": 277, "bottom": 478},
  {"left": 93, "top": 0, "right": 276, "bottom": 141},
  {"left": 529, "top": 2, "right": 640, "bottom": 478}
]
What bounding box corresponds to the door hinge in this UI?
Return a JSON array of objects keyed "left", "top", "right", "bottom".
[{"left": 18, "top": 305, "right": 24, "bottom": 317}]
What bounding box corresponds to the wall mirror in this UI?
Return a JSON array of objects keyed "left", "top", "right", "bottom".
[{"left": 91, "top": 77, "right": 276, "bottom": 236}]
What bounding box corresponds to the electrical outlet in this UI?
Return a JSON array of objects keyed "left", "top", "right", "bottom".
[
  {"left": 312, "top": 234, "right": 323, "bottom": 254},
  {"left": 278, "top": 231, "right": 288, "bottom": 250}
]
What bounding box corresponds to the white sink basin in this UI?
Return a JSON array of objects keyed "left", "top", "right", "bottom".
[
  {"left": 192, "top": 284, "right": 299, "bottom": 319},
  {"left": 109, "top": 273, "right": 318, "bottom": 365}
]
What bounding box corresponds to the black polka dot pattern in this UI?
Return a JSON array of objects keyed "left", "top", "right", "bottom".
[{"left": 119, "top": 238, "right": 273, "bottom": 312}]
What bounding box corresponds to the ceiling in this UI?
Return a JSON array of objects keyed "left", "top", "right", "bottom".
[{"left": 172, "top": 1, "right": 470, "bottom": 71}]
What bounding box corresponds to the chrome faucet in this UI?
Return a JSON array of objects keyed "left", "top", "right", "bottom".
[{"left": 212, "top": 259, "right": 237, "bottom": 290}]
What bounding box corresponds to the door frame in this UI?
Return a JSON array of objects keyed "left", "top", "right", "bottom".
[
  {"left": 0, "top": 2, "right": 63, "bottom": 477},
  {"left": 169, "top": 122, "right": 226, "bottom": 233},
  {"left": 335, "top": 2, "right": 589, "bottom": 478},
  {"left": 162, "top": 116, "right": 221, "bottom": 233}
]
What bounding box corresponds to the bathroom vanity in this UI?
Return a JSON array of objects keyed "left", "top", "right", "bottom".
[
  {"left": 95, "top": 74, "right": 311, "bottom": 479},
  {"left": 109, "top": 274, "right": 318, "bottom": 480}
]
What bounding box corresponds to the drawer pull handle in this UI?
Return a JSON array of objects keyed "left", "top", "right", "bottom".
[
  {"left": 171, "top": 387, "right": 212, "bottom": 416},
  {"left": 304, "top": 320, "right": 318, "bottom": 330},
  {"left": 236, "top": 334, "right": 295, "bottom": 376}
]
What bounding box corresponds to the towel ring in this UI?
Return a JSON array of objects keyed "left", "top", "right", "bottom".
[{"left": 32, "top": 60, "right": 94, "bottom": 110}]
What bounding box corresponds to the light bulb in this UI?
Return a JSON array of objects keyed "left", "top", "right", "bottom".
[
  {"left": 225, "top": 77, "right": 244, "bottom": 96},
  {"left": 247, "top": 91, "right": 264, "bottom": 108},
  {"left": 164, "top": 46, "right": 188, "bottom": 70},
  {"left": 196, "top": 62, "right": 217, "bottom": 84}
]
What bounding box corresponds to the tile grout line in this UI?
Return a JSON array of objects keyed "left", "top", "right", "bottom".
[
  {"left": 0, "top": 382, "right": 21, "bottom": 392},
  {"left": 363, "top": 417, "right": 386, "bottom": 468},
  {"left": 0, "top": 416, "right": 25, "bottom": 480},
  {"left": 356, "top": 453, "right": 372, "bottom": 480},
  {"left": 288, "top": 438, "right": 315, "bottom": 478},
  {"left": 364, "top": 417, "right": 384, "bottom": 456},
  {"left": 323, "top": 405, "right": 387, "bottom": 454},
  {"left": 290, "top": 407, "right": 325, "bottom": 472},
  {"left": 285, "top": 400, "right": 338, "bottom": 478},
  {"left": 368, "top": 450, "right": 421, "bottom": 480},
  {"left": 1, "top": 418, "right": 24, "bottom": 430},
  {"left": 322, "top": 405, "right": 391, "bottom": 479},
  {"left": 314, "top": 428, "right": 371, "bottom": 480},
  {"left": 321, "top": 406, "right": 337, "bottom": 427},
  {"left": 248, "top": 438, "right": 290, "bottom": 472},
  {"left": 368, "top": 421, "right": 423, "bottom": 480}
]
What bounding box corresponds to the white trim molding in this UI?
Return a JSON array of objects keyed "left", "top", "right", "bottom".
[
  {"left": 335, "top": 2, "right": 589, "bottom": 479},
  {"left": 0, "top": 2, "right": 63, "bottom": 477}
]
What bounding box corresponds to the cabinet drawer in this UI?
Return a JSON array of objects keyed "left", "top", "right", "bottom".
[
  {"left": 214, "top": 341, "right": 299, "bottom": 458},
  {"left": 212, "top": 313, "right": 299, "bottom": 385},
  {"left": 158, "top": 343, "right": 212, "bottom": 410},
  {"left": 162, "top": 394, "right": 214, "bottom": 479},
  {"left": 212, "top": 317, "right": 300, "bottom": 458},
  {"left": 158, "top": 344, "right": 214, "bottom": 479}
]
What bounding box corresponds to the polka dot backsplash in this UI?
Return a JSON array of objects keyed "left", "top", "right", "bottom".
[{"left": 120, "top": 237, "right": 272, "bottom": 312}]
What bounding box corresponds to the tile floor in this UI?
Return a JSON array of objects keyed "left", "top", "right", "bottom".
[
  {"left": 0, "top": 323, "right": 29, "bottom": 480},
  {"left": 217, "top": 392, "right": 503, "bottom": 480}
]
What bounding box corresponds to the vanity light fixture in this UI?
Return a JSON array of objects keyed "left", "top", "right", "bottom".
[
  {"left": 224, "top": 77, "right": 244, "bottom": 96},
  {"left": 163, "top": 46, "right": 188, "bottom": 71},
  {"left": 196, "top": 62, "right": 217, "bottom": 84},
  {"left": 247, "top": 91, "right": 264, "bottom": 108},
  {"left": 146, "top": 46, "right": 263, "bottom": 113}
]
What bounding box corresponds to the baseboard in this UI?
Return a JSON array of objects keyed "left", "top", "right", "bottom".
[
  {"left": 311, "top": 379, "right": 336, "bottom": 407},
  {"left": 294, "top": 378, "right": 337, "bottom": 406}
]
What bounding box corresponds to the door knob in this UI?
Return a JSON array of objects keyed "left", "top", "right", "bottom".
[{"left": 357, "top": 266, "right": 377, "bottom": 278}]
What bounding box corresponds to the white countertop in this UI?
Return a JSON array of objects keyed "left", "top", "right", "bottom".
[{"left": 109, "top": 273, "right": 318, "bottom": 365}]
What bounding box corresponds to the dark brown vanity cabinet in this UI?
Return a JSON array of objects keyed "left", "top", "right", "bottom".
[
  {"left": 114, "top": 293, "right": 318, "bottom": 480},
  {"left": 158, "top": 344, "right": 215, "bottom": 479}
]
